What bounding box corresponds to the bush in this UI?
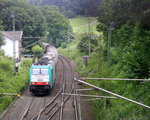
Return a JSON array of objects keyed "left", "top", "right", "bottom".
[
  {"left": 64, "top": 10, "right": 77, "bottom": 18},
  {"left": 0, "top": 56, "right": 32, "bottom": 115},
  {"left": 61, "top": 43, "right": 67, "bottom": 49}
]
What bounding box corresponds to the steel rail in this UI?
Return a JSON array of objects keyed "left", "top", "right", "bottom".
[
  {"left": 61, "top": 93, "right": 117, "bottom": 99},
  {"left": 81, "top": 98, "right": 101, "bottom": 101},
  {"left": 30, "top": 83, "right": 64, "bottom": 120},
  {"left": 59, "top": 55, "right": 66, "bottom": 120},
  {"left": 74, "top": 78, "right": 150, "bottom": 109},
  {"left": 35, "top": 56, "right": 68, "bottom": 120},
  {"left": 59, "top": 56, "right": 67, "bottom": 120},
  {"left": 20, "top": 97, "right": 33, "bottom": 120},
  {"left": 47, "top": 88, "right": 74, "bottom": 120},
  {"left": 80, "top": 77, "right": 150, "bottom": 81},
  {"left": 59, "top": 55, "right": 79, "bottom": 120},
  {"left": 45, "top": 103, "right": 58, "bottom": 115},
  {"left": 31, "top": 55, "right": 78, "bottom": 120},
  {"left": 76, "top": 88, "right": 93, "bottom": 91},
  {"left": 35, "top": 56, "right": 67, "bottom": 120},
  {"left": 30, "top": 57, "right": 65, "bottom": 120}
]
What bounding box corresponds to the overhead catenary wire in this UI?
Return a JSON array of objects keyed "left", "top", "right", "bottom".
[{"left": 74, "top": 78, "right": 150, "bottom": 109}]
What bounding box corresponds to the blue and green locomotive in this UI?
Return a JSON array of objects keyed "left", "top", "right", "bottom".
[{"left": 29, "top": 45, "right": 58, "bottom": 93}]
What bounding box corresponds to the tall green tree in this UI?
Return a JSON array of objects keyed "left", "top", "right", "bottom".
[
  {"left": 32, "top": 45, "right": 43, "bottom": 59},
  {"left": 41, "top": 6, "right": 69, "bottom": 47},
  {"left": 0, "top": 0, "right": 46, "bottom": 47},
  {"left": 0, "top": 20, "right": 4, "bottom": 47},
  {"left": 95, "top": 0, "right": 150, "bottom": 119},
  {"left": 29, "top": 0, "right": 102, "bottom": 16}
]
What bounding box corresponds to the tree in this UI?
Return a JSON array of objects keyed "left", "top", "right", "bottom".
[
  {"left": 32, "top": 45, "right": 43, "bottom": 59},
  {"left": 0, "top": 19, "right": 3, "bottom": 30},
  {"left": 64, "top": 10, "right": 77, "bottom": 18},
  {"left": 0, "top": 32, "right": 4, "bottom": 47},
  {"left": 0, "top": 20, "right": 4, "bottom": 47},
  {"left": 29, "top": 0, "right": 102, "bottom": 16},
  {"left": 0, "top": 0, "right": 46, "bottom": 47},
  {"left": 41, "top": 6, "right": 69, "bottom": 47},
  {"left": 77, "top": 34, "right": 98, "bottom": 55}
]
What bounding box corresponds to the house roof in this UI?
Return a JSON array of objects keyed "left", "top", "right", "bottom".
[{"left": 1, "top": 31, "right": 23, "bottom": 40}]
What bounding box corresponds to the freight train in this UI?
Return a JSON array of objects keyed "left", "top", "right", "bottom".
[{"left": 29, "top": 44, "right": 58, "bottom": 93}]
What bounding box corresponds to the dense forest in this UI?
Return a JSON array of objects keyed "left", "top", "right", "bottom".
[
  {"left": 0, "top": 0, "right": 149, "bottom": 119},
  {"left": 0, "top": 0, "right": 69, "bottom": 48},
  {"left": 75, "top": 0, "right": 150, "bottom": 119},
  {"left": 29, "top": 0, "right": 101, "bottom": 17}
]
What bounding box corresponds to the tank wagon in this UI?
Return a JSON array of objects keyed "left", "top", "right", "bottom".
[{"left": 29, "top": 45, "right": 58, "bottom": 93}]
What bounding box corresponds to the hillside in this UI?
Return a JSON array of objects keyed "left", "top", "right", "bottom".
[{"left": 69, "top": 16, "right": 100, "bottom": 34}]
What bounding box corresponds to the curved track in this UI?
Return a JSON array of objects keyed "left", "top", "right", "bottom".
[{"left": 1, "top": 56, "right": 79, "bottom": 120}]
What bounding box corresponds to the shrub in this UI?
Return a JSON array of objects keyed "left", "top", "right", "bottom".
[
  {"left": 64, "top": 10, "right": 77, "bottom": 18},
  {"left": 61, "top": 43, "right": 67, "bottom": 49}
]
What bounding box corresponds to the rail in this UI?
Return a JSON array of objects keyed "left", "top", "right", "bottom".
[
  {"left": 80, "top": 77, "right": 150, "bottom": 81},
  {"left": 74, "top": 78, "right": 150, "bottom": 109}
]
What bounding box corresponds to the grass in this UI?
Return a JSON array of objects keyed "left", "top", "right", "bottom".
[
  {"left": 69, "top": 16, "right": 97, "bottom": 27},
  {"left": 0, "top": 55, "right": 32, "bottom": 115},
  {"left": 69, "top": 16, "right": 100, "bottom": 35}
]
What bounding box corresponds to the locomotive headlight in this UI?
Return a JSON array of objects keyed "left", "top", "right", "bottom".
[
  {"left": 31, "top": 82, "right": 35, "bottom": 85},
  {"left": 45, "top": 82, "right": 49, "bottom": 85}
]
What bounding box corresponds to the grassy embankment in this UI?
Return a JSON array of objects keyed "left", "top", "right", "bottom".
[
  {"left": 59, "top": 16, "right": 99, "bottom": 56},
  {"left": 0, "top": 51, "right": 32, "bottom": 115},
  {"left": 69, "top": 16, "right": 100, "bottom": 35},
  {"left": 59, "top": 16, "right": 150, "bottom": 120}
]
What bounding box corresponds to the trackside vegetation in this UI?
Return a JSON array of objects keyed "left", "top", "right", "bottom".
[
  {"left": 0, "top": 51, "right": 32, "bottom": 115},
  {"left": 0, "top": 0, "right": 69, "bottom": 48},
  {"left": 59, "top": 0, "right": 150, "bottom": 119},
  {"left": 59, "top": 30, "right": 150, "bottom": 119}
]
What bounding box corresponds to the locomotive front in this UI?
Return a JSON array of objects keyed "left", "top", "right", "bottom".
[
  {"left": 29, "top": 44, "right": 58, "bottom": 94},
  {"left": 29, "top": 65, "right": 53, "bottom": 93}
]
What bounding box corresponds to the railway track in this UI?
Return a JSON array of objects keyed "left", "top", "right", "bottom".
[{"left": 19, "top": 55, "right": 79, "bottom": 120}]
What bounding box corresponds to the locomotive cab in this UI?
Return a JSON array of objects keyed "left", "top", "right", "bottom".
[{"left": 29, "top": 64, "right": 55, "bottom": 93}]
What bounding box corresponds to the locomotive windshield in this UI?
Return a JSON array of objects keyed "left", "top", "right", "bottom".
[{"left": 32, "top": 68, "right": 48, "bottom": 75}]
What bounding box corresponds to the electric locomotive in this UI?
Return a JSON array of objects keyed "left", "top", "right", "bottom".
[{"left": 29, "top": 45, "right": 58, "bottom": 93}]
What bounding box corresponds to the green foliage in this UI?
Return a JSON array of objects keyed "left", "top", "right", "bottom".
[
  {"left": 98, "top": 0, "right": 150, "bottom": 28},
  {"left": 69, "top": 16, "right": 100, "bottom": 35},
  {"left": 77, "top": 34, "right": 98, "bottom": 55},
  {"left": 29, "top": 0, "right": 101, "bottom": 16},
  {"left": 90, "top": 0, "right": 150, "bottom": 119},
  {"left": 64, "top": 10, "right": 77, "bottom": 18},
  {"left": 40, "top": 6, "right": 69, "bottom": 47},
  {"left": 60, "top": 6, "right": 150, "bottom": 119},
  {"left": 0, "top": 20, "right": 3, "bottom": 30},
  {"left": 61, "top": 43, "right": 67, "bottom": 49},
  {"left": 0, "top": 32, "right": 4, "bottom": 47},
  {"left": 0, "top": 55, "right": 32, "bottom": 114},
  {"left": 0, "top": 0, "right": 70, "bottom": 48},
  {"left": 32, "top": 45, "right": 43, "bottom": 58},
  {"left": 0, "top": 0, "right": 46, "bottom": 48}
]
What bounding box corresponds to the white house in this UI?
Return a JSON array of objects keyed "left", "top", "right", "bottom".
[{"left": 1, "top": 31, "right": 23, "bottom": 59}]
